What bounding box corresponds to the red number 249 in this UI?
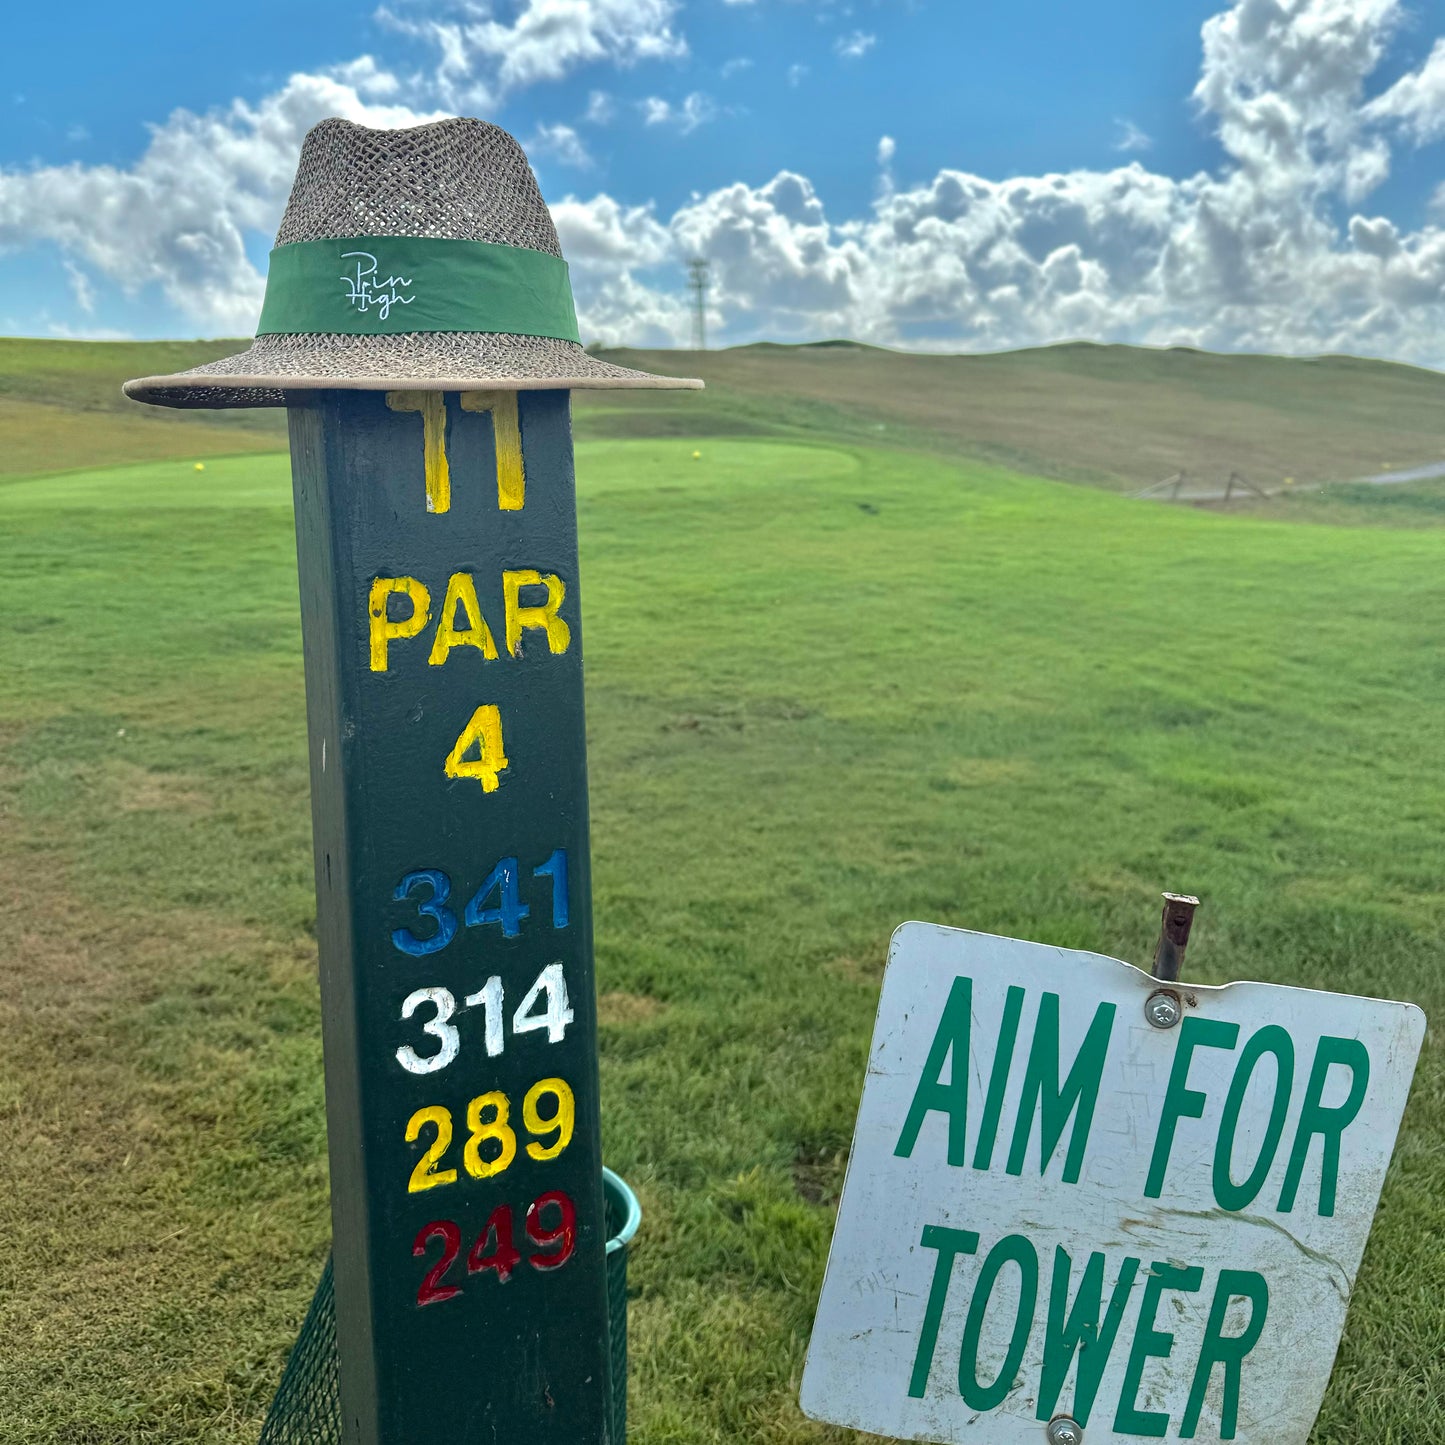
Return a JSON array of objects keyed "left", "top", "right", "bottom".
[{"left": 413, "top": 1191, "right": 577, "bottom": 1306}]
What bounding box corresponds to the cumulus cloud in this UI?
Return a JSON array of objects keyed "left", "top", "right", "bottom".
[
  {"left": 835, "top": 30, "right": 877, "bottom": 60},
  {"left": 10, "top": 0, "right": 1445, "bottom": 366},
  {"left": 1113, "top": 119, "right": 1153, "bottom": 153},
  {"left": 639, "top": 91, "right": 717, "bottom": 133},
  {"left": 0, "top": 1, "right": 687, "bottom": 336},
  {"left": 1364, "top": 37, "right": 1445, "bottom": 142},
  {"left": 569, "top": 0, "right": 1445, "bottom": 364},
  {"left": 0, "top": 59, "right": 433, "bottom": 333},
  {"left": 377, "top": 0, "right": 686, "bottom": 109},
  {"left": 550, "top": 192, "right": 687, "bottom": 344},
  {"left": 672, "top": 172, "right": 856, "bottom": 337},
  {"left": 584, "top": 89, "right": 616, "bottom": 125},
  {"left": 528, "top": 121, "right": 593, "bottom": 168}
]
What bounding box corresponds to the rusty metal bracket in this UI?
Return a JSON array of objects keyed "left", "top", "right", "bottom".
[{"left": 1151, "top": 892, "right": 1200, "bottom": 982}]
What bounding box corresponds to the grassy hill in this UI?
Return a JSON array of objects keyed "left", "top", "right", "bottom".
[
  {"left": 0, "top": 437, "right": 1441, "bottom": 1442},
  {"left": 596, "top": 341, "right": 1445, "bottom": 491},
  {"left": 0, "top": 338, "right": 287, "bottom": 479},
  {"left": 7, "top": 335, "right": 1445, "bottom": 493}
]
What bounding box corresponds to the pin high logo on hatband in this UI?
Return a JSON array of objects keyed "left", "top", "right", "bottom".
[{"left": 341, "top": 250, "right": 414, "bottom": 320}]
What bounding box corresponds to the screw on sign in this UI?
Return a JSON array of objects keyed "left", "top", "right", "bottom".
[
  {"left": 1145, "top": 991, "right": 1182, "bottom": 1031},
  {"left": 800, "top": 921, "right": 1425, "bottom": 1445},
  {"left": 124, "top": 118, "right": 700, "bottom": 1444}
]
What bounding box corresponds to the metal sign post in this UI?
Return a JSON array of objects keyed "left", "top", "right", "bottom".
[
  {"left": 290, "top": 386, "right": 609, "bottom": 1444},
  {"left": 801, "top": 921, "right": 1426, "bottom": 1445}
]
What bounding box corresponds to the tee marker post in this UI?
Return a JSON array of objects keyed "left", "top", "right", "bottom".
[
  {"left": 290, "top": 386, "right": 610, "bottom": 1444},
  {"left": 118, "top": 114, "right": 702, "bottom": 1445}
]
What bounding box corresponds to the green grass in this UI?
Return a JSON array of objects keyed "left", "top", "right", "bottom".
[
  {"left": 1204, "top": 474, "right": 1445, "bottom": 528},
  {"left": 0, "top": 337, "right": 286, "bottom": 479},
  {"left": 592, "top": 340, "right": 1445, "bottom": 490},
  {"left": 0, "top": 434, "right": 1442, "bottom": 1442},
  {"left": 11, "top": 334, "right": 1445, "bottom": 495}
]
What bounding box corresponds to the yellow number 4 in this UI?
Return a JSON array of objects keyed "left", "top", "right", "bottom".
[{"left": 444, "top": 703, "right": 510, "bottom": 792}]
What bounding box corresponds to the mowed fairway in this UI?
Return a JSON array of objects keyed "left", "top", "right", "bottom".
[{"left": 0, "top": 437, "right": 1442, "bottom": 1443}]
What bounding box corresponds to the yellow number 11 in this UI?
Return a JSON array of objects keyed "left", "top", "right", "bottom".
[{"left": 385, "top": 390, "right": 525, "bottom": 516}]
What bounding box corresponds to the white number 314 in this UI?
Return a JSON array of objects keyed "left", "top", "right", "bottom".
[{"left": 396, "top": 963, "right": 573, "bottom": 1075}]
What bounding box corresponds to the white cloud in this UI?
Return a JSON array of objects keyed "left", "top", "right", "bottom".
[
  {"left": 788, "top": 63, "right": 810, "bottom": 86},
  {"left": 553, "top": 0, "right": 1445, "bottom": 366},
  {"left": 1113, "top": 118, "right": 1152, "bottom": 153},
  {"left": 584, "top": 89, "right": 616, "bottom": 125},
  {"left": 550, "top": 192, "right": 686, "bottom": 345},
  {"left": 721, "top": 57, "right": 754, "bottom": 79},
  {"left": 63, "top": 259, "right": 96, "bottom": 314},
  {"left": 639, "top": 91, "right": 717, "bottom": 134},
  {"left": 552, "top": 193, "right": 672, "bottom": 266},
  {"left": 12, "top": 0, "right": 1445, "bottom": 370},
  {"left": 1192, "top": 0, "right": 1398, "bottom": 200},
  {"left": 673, "top": 172, "right": 855, "bottom": 336},
  {"left": 877, "top": 135, "right": 896, "bottom": 167},
  {"left": 835, "top": 30, "right": 876, "bottom": 60},
  {"left": 378, "top": 0, "right": 686, "bottom": 109},
  {"left": 528, "top": 121, "right": 593, "bottom": 168},
  {"left": 0, "top": 60, "right": 434, "bottom": 333},
  {"left": 679, "top": 95, "right": 716, "bottom": 131},
  {"left": 0, "top": 1, "right": 687, "bottom": 337},
  {"left": 1363, "top": 36, "right": 1445, "bottom": 141}
]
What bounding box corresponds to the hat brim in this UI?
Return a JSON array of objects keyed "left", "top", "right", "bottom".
[{"left": 124, "top": 331, "right": 702, "bottom": 408}]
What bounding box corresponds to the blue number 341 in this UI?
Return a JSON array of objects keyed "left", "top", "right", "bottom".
[{"left": 391, "top": 851, "right": 569, "bottom": 956}]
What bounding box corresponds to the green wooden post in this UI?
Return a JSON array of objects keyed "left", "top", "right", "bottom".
[{"left": 288, "top": 385, "right": 610, "bottom": 1444}]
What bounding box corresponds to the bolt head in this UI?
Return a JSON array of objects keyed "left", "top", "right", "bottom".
[
  {"left": 1145, "top": 991, "right": 1182, "bottom": 1030},
  {"left": 1046, "top": 1419, "right": 1083, "bottom": 1445}
]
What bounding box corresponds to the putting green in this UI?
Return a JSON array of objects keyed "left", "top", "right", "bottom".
[{"left": 0, "top": 438, "right": 858, "bottom": 511}]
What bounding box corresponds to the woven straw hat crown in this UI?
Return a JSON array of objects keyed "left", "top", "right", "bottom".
[
  {"left": 277, "top": 115, "right": 565, "bottom": 253},
  {"left": 124, "top": 116, "right": 700, "bottom": 407}
]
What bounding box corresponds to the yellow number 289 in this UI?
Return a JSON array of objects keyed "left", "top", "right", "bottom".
[{"left": 404, "top": 1076, "right": 575, "bottom": 1194}]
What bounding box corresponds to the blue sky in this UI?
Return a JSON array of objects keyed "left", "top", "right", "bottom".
[
  {"left": 7, "top": 1, "right": 1445, "bottom": 364},
  {"left": 6, "top": 2, "right": 1229, "bottom": 211}
]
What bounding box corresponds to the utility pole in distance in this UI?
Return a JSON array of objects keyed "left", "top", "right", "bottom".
[{"left": 688, "top": 258, "right": 711, "bottom": 351}]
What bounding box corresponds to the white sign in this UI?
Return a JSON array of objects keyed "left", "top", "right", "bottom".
[{"left": 801, "top": 923, "right": 1425, "bottom": 1445}]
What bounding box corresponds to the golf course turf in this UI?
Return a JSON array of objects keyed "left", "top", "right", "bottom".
[{"left": 0, "top": 369, "right": 1441, "bottom": 1440}]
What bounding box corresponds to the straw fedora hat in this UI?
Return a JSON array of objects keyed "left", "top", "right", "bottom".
[{"left": 124, "top": 116, "right": 702, "bottom": 408}]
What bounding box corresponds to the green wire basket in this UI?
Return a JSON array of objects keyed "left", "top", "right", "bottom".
[{"left": 258, "top": 1168, "right": 642, "bottom": 1445}]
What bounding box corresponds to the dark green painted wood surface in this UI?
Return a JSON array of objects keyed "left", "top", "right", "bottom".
[{"left": 287, "top": 389, "right": 610, "bottom": 1445}]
